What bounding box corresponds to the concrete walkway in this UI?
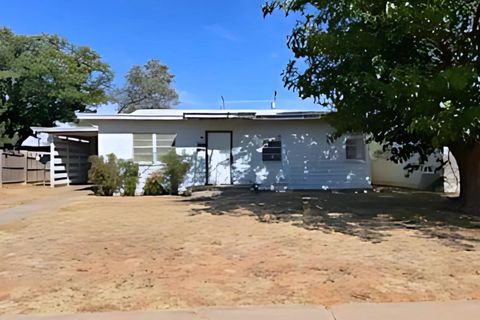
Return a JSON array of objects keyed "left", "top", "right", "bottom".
[
  {"left": 331, "top": 300, "right": 480, "bottom": 320},
  {"left": 1, "top": 301, "right": 479, "bottom": 320},
  {"left": 0, "top": 186, "right": 90, "bottom": 225}
]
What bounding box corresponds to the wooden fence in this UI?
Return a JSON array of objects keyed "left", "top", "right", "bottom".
[{"left": 0, "top": 150, "right": 50, "bottom": 187}]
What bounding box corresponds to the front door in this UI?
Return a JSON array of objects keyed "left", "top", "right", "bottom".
[{"left": 206, "top": 131, "right": 232, "bottom": 185}]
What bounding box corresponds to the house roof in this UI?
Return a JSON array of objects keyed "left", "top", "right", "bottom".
[{"left": 76, "top": 109, "right": 328, "bottom": 121}]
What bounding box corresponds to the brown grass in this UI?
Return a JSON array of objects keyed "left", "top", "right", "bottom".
[{"left": 0, "top": 188, "right": 479, "bottom": 314}]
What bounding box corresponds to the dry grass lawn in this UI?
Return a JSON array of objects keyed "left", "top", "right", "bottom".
[{"left": 0, "top": 187, "right": 479, "bottom": 314}]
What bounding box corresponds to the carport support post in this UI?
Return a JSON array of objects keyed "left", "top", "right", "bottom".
[
  {"left": 66, "top": 139, "right": 70, "bottom": 186},
  {"left": 50, "top": 140, "right": 55, "bottom": 188}
]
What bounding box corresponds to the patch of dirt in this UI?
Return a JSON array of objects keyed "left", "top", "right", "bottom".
[
  {"left": 0, "top": 189, "right": 479, "bottom": 314},
  {"left": 0, "top": 185, "right": 57, "bottom": 211}
]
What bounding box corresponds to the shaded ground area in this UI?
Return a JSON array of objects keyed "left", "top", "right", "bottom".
[
  {"left": 0, "top": 188, "right": 479, "bottom": 314},
  {"left": 192, "top": 189, "right": 480, "bottom": 248}
]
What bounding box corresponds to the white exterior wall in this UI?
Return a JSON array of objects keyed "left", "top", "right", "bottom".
[
  {"left": 369, "top": 142, "right": 443, "bottom": 190},
  {"left": 443, "top": 147, "right": 460, "bottom": 194},
  {"left": 96, "top": 119, "right": 372, "bottom": 191},
  {"left": 98, "top": 133, "right": 133, "bottom": 159}
]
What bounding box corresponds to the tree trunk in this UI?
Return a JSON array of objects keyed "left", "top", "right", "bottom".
[{"left": 450, "top": 143, "right": 480, "bottom": 215}]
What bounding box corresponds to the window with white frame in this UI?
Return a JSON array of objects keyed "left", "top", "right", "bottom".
[
  {"left": 133, "top": 133, "right": 176, "bottom": 163},
  {"left": 345, "top": 136, "right": 366, "bottom": 160},
  {"left": 262, "top": 137, "right": 282, "bottom": 161}
]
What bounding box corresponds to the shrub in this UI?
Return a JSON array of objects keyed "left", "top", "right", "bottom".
[
  {"left": 118, "top": 159, "right": 139, "bottom": 196},
  {"left": 160, "top": 150, "right": 191, "bottom": 195},
  {"left": 88, "top": 154, "right": 139, "bottom": 196},
  {"left": 88, "top": 154, "right": 121, "bottom": 196},
  {"left": 143, "top": 170, "right": 166, "bottom": 196}
]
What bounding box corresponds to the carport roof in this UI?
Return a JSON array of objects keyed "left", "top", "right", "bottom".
[{"left": 31, "top": 126, "right": 98, "bottom": 137}]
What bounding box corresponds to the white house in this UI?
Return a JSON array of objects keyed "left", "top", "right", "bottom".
[
  {"left": 368, "top": 142, "right": 444, "bottom": 191},
  {"left": 32, "top": 109, "right": 373, "bottom": 191}
]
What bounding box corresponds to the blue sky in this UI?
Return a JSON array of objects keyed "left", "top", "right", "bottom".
[{"left": 1, "top": 0, "right": 318, "bottom": 112}]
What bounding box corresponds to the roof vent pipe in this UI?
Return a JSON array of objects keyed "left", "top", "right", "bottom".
[{"left": 271, "top": 90, "right": 277, "bottom": 109}]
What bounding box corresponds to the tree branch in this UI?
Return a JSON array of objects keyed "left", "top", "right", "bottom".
[{"left": 117, "top": 96, "right": 148, "bottom": 113}]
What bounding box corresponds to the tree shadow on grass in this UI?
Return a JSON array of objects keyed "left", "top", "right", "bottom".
[{"left": 186, "top": 188, "right": 480, "bottom": 249}]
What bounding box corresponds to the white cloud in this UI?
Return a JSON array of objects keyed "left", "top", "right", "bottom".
[{"left": 204, "top": 24, "right": 238, "bottom": 41}]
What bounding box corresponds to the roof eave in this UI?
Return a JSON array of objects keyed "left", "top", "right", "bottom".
[{"left": 76, "top": 111, "right": 327, "bottom": 121}]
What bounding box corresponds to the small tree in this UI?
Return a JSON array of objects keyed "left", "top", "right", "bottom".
[
  {"left": 160, "top": 150, "right": 190, "bottom": 195},
  {"left": 88, "top": 154, "right": 121, "bottom": 196},
  {"left": 118, "top": 159, "right": 139, "bottom": 196}
]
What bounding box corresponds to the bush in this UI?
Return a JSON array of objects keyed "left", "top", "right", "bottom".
[
  {"left": 88, "top": 154, "right": 121, "bottom": 196},
  {"left": 143, "top": 170, "right": 166, "bottom": 196},
  {"left": 119, "top": 159, "right": 139, "bottom": 196},
  {"left": 160, "top": 150, "right": 191, "bottom": 195},
  {"left": 88, "top": 154, "right": 139, "bottom": 196}
]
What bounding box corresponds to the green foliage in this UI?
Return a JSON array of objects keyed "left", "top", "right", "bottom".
[
  {"left": 263, "top": 1, "right": 480, "bottom": 162},
  {"left": 112, "top": 59, "right": 179, "bottom": 113},
  {"left": 87, "top": 151, "right": 188, "bottom": 197},
  {"left": 143, "top": 170, "right": 166, "bottom": 196},
  {"left": 118, "top": 159, "right": 139, "bottom": 196},
  {"left": 0, "top": 28, "right": 113, "bottom": 145},
  {"left": 159, "top": 150, "right": 191, "bottom": 195},
  {"left": 88, "top": 154, "right": 121, "bottom": 196},
  {"left": 88, "top": 154, "right": 139, "bottom": 196},
  {"left": 0, "top": 123, "right": 17, "bottom": 148}
]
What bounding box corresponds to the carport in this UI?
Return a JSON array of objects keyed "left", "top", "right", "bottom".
[{"left": 31, "top": 126, "right": 98, "bottom": 187}]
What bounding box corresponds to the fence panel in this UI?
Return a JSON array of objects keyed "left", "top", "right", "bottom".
[
  {"left": 1, "top": 151, "right": 26, "bottom": 184},
  {"left": 0, "top": 150, "right": 50, "bottom": 186},
  {"left": 26, "top": 152, "right": 50, "bottom": 185}
]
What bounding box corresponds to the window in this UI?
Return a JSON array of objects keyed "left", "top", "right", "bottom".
[
  {"left": 133, "top": 133, "right": 176, "bottom": 163},
  {"left": 262, "top": 138, "right": 282, "bottom": 161},
  {"left": 133, "top": 134, "right": 154, "bottom": 163},
  {"left": 155, "top": 134, "right": 176, "bottom": 162},
  {"left": 346, "top": 136, "right": 366, "bottom": 160}
]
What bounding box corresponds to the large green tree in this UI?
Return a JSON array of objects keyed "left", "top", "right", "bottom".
[
  {"left": 113, "top": 59, "right": 179, "bottom": 113},
  {"left": 264, "top": 0, "right": 480, "bottom": 213},
  {"left": 0, "top": 28, "right": 113, "bottom": 146}
]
